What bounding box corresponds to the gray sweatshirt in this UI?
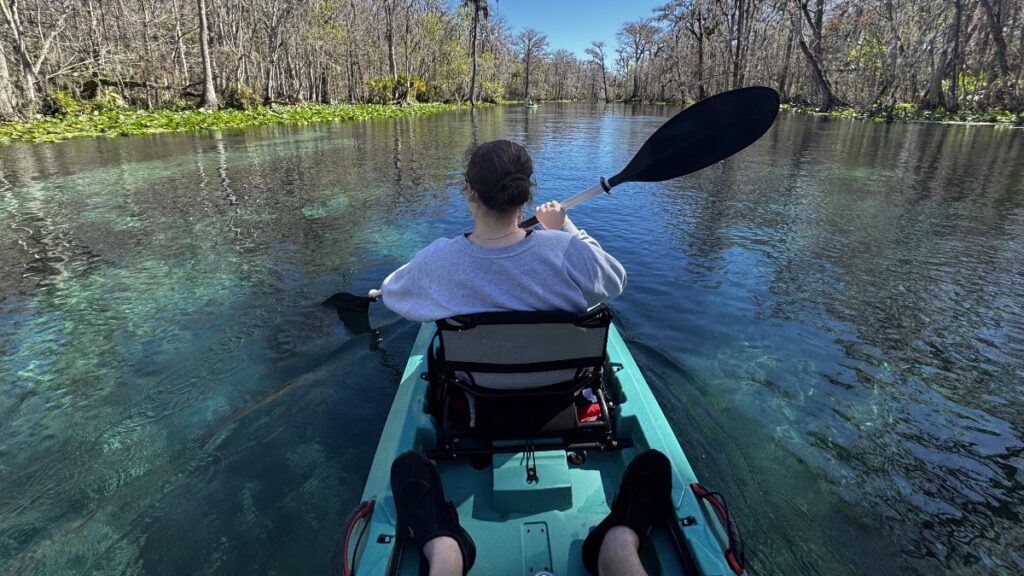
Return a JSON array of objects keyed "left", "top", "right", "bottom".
[{"left": 381, "top": 219, "right": 626, "bottom": 322}]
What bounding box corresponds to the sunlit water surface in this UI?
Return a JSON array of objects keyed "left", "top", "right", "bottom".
[{"left": 1, "top": 106, "right": 1022, "bottom": 575}]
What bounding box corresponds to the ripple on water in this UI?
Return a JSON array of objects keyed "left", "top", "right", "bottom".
[
  {"left": 2, "top": 107, "right": 1023, "bottom": 576},
  {"left": 612, "top": 115, "right": 1023, "bottom": 575}
]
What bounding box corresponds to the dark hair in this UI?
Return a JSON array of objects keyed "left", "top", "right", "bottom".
[{"left": 464, "top": 140, "right": 534, "bottom": 213}]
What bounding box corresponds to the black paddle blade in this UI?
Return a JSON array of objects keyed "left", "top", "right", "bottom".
[
  {"left": 335, "top": 309, "right": 372, "bottom": 335},
  {"left": 607, "top": 86, "right": 780, "bottom": 188},
  {"left": 323, "top": 292, "right": 372, "bottom": 335},
  {"left": 323, "top": 291, "right": 371, "bottom": 312}
]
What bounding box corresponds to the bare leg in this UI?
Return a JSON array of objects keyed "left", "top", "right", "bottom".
[
  {"left": 583, "top": 451, "right": 671, "bottom": 575},
  {"left": 597, "top": 526, "right": 648, "bottom": 576},
  {"left": 423, "top": 535, "right": 463, "bottom": 576},
  {"left": 392, "top": 452, "right": 475, "bottom": 574}
]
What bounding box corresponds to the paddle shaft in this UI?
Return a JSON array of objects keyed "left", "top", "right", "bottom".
[
  {"left": 517, "top": 87, "right": 779, "bottom": 229},
  {"left": 518, "top": 178, "right": 611, "bottom": 229}
]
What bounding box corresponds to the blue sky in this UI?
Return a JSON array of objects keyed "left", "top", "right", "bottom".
[{"left": 488, "top": 0, "right": 666, "bottom": 58}]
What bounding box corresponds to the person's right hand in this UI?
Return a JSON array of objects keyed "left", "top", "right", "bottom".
[{"left": 535, "top": 200, "right": 566, "bottom": 230}]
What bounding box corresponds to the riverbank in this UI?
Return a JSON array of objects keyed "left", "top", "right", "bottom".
[
  {"left": 782, "top": 102, "right": 1023, "bottom": 127},
  {"left": 0, "top": 102, "right": 480, "bottom": 144},
  {"left": 3, "top": 99, "right": 1017, "bottom": 145},
  {"left": 519, "top": 99, "right": 1022, "bottom": 127}
]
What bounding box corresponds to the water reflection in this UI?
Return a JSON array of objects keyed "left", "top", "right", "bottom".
[
  {"left": 1, "top": 109, "right": 1022, "bottom": 576},
  {"left": 0, "top": 117, "right": 476, "bottom": 575},
  {"left": 627, "top": 113, "right": 1023, "bottom": 575}
]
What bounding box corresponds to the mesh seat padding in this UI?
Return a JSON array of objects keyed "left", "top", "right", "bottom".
[{"left": 440, "top": 322, "right": 607, "bottom": 390}]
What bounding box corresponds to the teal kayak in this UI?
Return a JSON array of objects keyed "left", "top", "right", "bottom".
[{"left": 343, "top": 313, "right": 744, "bottom": 575}]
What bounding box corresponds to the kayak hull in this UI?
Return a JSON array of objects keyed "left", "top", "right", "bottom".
[{"left": 352, "top": 322, "right": 736, "bottom": 576}]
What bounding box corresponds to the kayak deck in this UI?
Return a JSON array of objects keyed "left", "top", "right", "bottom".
[{"left": 352, "top": 322, "right": 736, "bottom": 575}]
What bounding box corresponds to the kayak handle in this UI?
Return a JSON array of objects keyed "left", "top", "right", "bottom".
[
  {"left": 338, "top": 499, "right": 376, "bottom": 576},
  {"left": 690, "top": 483, "right": 745, "bottom": 575}
]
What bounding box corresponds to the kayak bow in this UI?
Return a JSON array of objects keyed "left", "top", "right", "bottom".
[{"left": 344, "top": 319, "right": 745, "bottom": 575}]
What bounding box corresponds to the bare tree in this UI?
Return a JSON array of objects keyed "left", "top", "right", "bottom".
[
  {"left": 0, "top": 0, "right": 1018, "bottom": 120},
  {"left": 585, "top": 40, "right": 611, "bottom": 102},
  {"left": 515, "top": 28, "right": 548, "bottom": 99},
  {"left": 617, "top": 18, "right": 658, "bottom": 102},
  {"left": 0, "top": 39, "right": 18, "bottom": 119},
  {"left": 0, "top": 0, "right": 66, "bottom": 118},
  {"left": 258, "top": 1, "right": 293, "bottom": 104},
  {"left": 464, "top": 0, "right": 489, "bottom": 106},
  {"left": 381, "top": 0, "right": 400, "bottom": 100},
  {"left": 196, "top": 0, "right": 217, "bottom": 109},
  {"left": 796, "top": 0, "right": 839, "bottom": 110}
]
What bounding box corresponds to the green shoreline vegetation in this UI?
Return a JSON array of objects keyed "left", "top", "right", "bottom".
[
  {"left": 5, "top": 97, "right": 1019, "bottom": 145},
  {"left": 781, "top": 103, "right": 1023, "bottom": 127},
  {"left": 0, "top": 100, "right": 479, "bottom": 144},
  {"left": 1, "top": 1, "right": 1020, "bottom": 144}
]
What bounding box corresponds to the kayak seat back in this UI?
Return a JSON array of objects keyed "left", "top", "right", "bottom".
[{"left": 429, "top": 305, "right": 619, "bottom": 457}]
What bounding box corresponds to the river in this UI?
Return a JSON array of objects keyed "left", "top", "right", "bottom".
[{"left": 1, "top": 105, "right": 1022, "bottom": 575}]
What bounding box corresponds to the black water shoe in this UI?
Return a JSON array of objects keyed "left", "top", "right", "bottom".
[
  {"left": 390, "top": 451, "right": 476, "bottom": 574},
  {"left": 582, "top": 449, "right": 673, "bottom": 575}
]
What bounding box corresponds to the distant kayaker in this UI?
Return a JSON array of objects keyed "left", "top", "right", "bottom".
[{"left": 380, "top": 139, "right": 627, "bottom": 322}]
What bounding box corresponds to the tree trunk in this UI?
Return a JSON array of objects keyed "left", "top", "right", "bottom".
[
  {"left": 172, "top": 0, "right": 190, "bottom": 86},
  {"left": 686, "top": 18, "right": 707, "bottom": 100},
  {"left": 265, "top": 61, "right": 274, "bottom": 103},
  {"left": 524, "top": 60, "right": 530, "bottom": 99},
  {"left": 598, "top": 57, "right": 608, "bottom": 101},
  {"left": 798, "top": 0, "right": 838, "bottom": 110},
  {"left": 798, "top": 38, "right": 836, "bottom": 110},
  {"left": 696, "top": 36, "right": 706, "bottom": 99},
  {"left": 874, "top": 0, "right": 900, "bottom": 112},
  {"left": 347, "top": 0, "right": 357, "bottom": 102},
  {"left": 403, "top": 0, "right": 413, "bottom": 104},
  {"left": 0, "top": 39, "right": 18, "bottom": 120},
  {"left": 948, "top": 0, "right": 962, "bottom": 111},
  {"left": 731, "top": 0, "right": 745, "bottom": 89},
  {"left": 86, "top": 0, "right": 103, "bottom": 70},
  {"left": 320, "top": 70, "right": 330, "bottom": 104},
  {"left": 778, "top": 13, "right": 796, "bottom": 100},
  {"left": 977, "top": 0, "right": 1010, "bottom": 80},
  {"left": 469, "top": 6, "right": 479, "bottom": 105},
  {"left": 383, "top": 0, "right": 398, "bottom": 100},
  {"left": 197, "top": 0, "right": 218, "bottom": 109},
  {"left": 0, "top": 0, "right": 39, "bottom": 117},
  {"left": 922, "top": 49, "right": 947, "bottom": 109},
  {"left": 630, "top": 54, "right": 641, "bottom": 101}
]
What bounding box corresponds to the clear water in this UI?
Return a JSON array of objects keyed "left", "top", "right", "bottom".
[{"left": 1, "top": 106, "right": 1022, "bottom": 575}]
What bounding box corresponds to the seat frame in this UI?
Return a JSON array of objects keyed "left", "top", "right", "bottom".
[{"left": 422, "top": 304, "right": 626, "bottom": 459}]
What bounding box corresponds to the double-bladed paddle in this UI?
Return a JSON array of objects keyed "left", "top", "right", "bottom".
[
  {"left": 325, "top": 86, "right": 780, "bottom": 333},
  {"left": 516, "top": 86, "right": 780, "bottom": 228}
]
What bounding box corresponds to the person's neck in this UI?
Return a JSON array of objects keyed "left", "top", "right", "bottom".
[{"left": 469, "top": 213, "right": 525, "bottom": 247}]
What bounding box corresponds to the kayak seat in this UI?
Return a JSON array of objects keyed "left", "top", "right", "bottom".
[{"left": 426, "top": 304, "right": 620, "bottom": 458}]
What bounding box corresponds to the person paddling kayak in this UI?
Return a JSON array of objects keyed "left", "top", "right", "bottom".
[
  {"left": 377, "top": 141, "right": 668, "bottom": 575},
  {"left": 338, "top": 92, "right": 775, "bottom": 576},
  {"left": 379, "top": 139, "right": 626, "bottom": 322}
]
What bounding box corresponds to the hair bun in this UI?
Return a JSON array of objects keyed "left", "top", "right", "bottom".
[
  {"left": 495, "top": 173, "right": 532, "bottom": 210},
  {"left": 464, "top": 140, "right": 535, "bottom": 213}
]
